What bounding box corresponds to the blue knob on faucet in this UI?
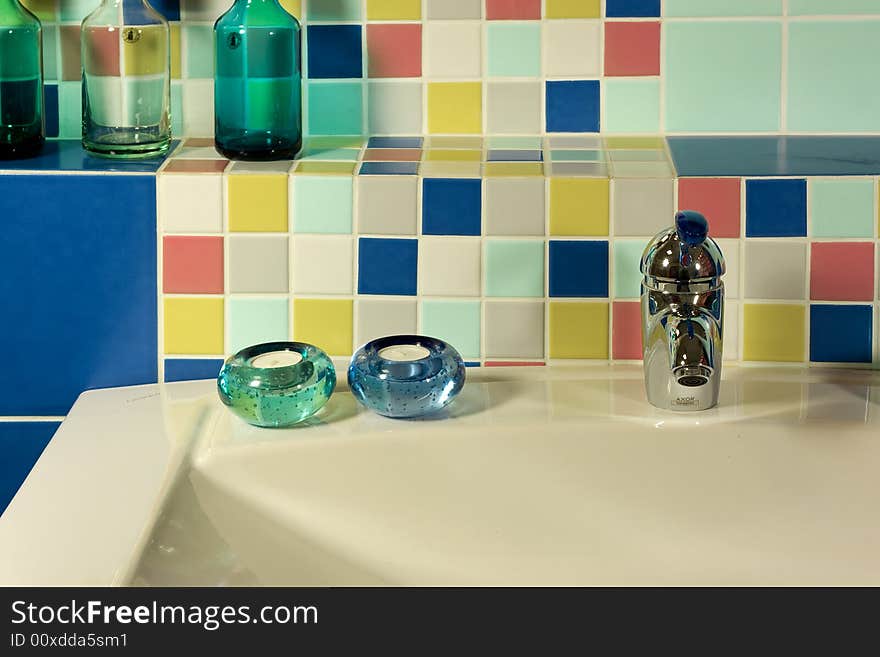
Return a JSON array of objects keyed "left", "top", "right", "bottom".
[{"left": 675, "top": 210, "right": 709, "bottom": 246}]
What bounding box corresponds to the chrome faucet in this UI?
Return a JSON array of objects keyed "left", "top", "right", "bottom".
[{"left": 641, "top": 211, "right": 725, "bottom": 411}]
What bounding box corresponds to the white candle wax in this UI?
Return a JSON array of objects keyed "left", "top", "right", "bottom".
[
  {"left": 378, "top": 344, "right": 431, "bottom": 362},
  {"left": 250, "top": 350, "right": 303, "bottom": 369}
]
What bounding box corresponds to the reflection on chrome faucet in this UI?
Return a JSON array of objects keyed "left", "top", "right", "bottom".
[{"left": 641, "top": 211, "right": 725, "bottom": 411}]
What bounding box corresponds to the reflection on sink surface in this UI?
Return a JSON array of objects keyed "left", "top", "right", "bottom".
[{"left": 123, "top": 365, "right": 880, "bottom": 586}]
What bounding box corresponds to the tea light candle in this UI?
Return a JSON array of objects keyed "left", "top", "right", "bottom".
[
  {"left": 250, "top": 350, "right": 303, "bottom": 369},
  {"left": 378, "top": 344, "right": 431, "bottom": 362}
]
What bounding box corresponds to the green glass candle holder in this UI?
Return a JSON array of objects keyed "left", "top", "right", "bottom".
[{"left": 217, "top": 342, "right": 336, "bottom": 428}]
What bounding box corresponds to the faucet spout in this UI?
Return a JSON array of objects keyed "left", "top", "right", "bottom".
[{"left": 665, "top": 311, "right": 717, "bottom": 388}]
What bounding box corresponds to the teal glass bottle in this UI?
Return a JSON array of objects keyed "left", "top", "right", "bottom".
[
  {"left": 81, "top": 0, "right": 171, "bottom": 158},
  {"left": 214, "top": 0, "right": 302, "bottom": 160},
  {"left": 0, "top": 0, "right": 44, "bottom": 158}
]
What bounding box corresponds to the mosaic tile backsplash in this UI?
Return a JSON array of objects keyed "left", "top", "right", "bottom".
[{"left": 24, "top": 0, "right": 880, "bottom": 138}]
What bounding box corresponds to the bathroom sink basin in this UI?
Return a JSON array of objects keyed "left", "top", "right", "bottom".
[{"left": 2, "top": 365, "right": 879, "bottom": 586}]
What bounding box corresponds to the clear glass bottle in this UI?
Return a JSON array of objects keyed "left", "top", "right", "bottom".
[
  {"left": 0, "top": 0, "right": 44, "bottom": 158},
  {"left": 81, "top": 0, "right": 171, "bottom": 158},
  {"left": 214, "top": 0, "right": 302, "bottom": 160}
]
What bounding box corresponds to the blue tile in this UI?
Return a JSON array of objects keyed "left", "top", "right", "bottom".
[
  {"left": 307, "top": 25, "right": 363, "bottom": 79},
  {"left": 487, "top": 149, "right": 543, "bottom": 162},
  {"left": 0, "top": 422, "right": 58, "bottom": 516},
  {"left": 746, "top": 179, "right": 807, "bottom": 237},
  {"left": 546, "top": 80, "right": 600, "bottom": 133},
  {"left": 358, "top": 238, "right": 418, "bottom": 295},
  {"left": 606, "top": 0, "right": 661, "bottom": 17},
  {"left": 368, "top": 136, "right": 423, "bottom": 149},
  {"left": 165, "top": 359, "right": 224, "bottom": 382},
  {"left": 669, "top": 136, "right": 880, "bottom": 177},
  {"left": 0, "top": 140, "right": 172, "bottom": 173},
  {"left": 359, "top": 161, "right": 420, "bottom": 175},
  {"left": 549, "top": 241, "right": 609, "bottom": 298},
  {"left": 422, "top": 178, "right": 482, "bottom": 236},
  {"left": 44, "top": 84, "right": 59, "bottom": 138},
  {"left": 465, "top": 362, "right": 481, "bottom": 368},
  {"left": 0, "top": 175, "right": 158, "bottom": 415},
  {"left": 810, "top": 305, "right": 872, "bottom": 363},
  {"left": 147, "top": 0, "right": 180, "bottom": 20}
]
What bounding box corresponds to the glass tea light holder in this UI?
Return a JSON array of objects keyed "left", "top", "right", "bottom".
[
  {"left": 348, "top": 336, "right": 466, "bottom": 419},
  {"left": 217, "top": 342, "right": 336, "bottom": 428},
  {"left": 0, "top": 0, "right": 44, "bottom": 158}
]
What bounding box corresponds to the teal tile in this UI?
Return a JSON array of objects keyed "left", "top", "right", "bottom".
[
  {"left": 485, "top": 240, "right": 545, "bottom": 298},
  {"left": 308, "top": 0, "right": 362, "bottom": 20},
  {"left": 59, "top": 0, "right": 100, "bottom": 21},
  {"left": 604, "top": 78, "right": 660, "bottom": 134},
  {"left": 228, "top": 298, "right": 289, "bottom": 354},
  {"left": 307, "top": 82, "right": 364, "bottom": 136},
  {"left": 184, "top": 24, "right": 214, "bottom": 79},
  {"left": 487, "top": 23, "right": 542, "bottom": 77},
  {"left": 664, "top": 0, "right": 782, "bottom": 16},
  {"left": 788, "top": 22, "right": 880, "bottom": 132},
  {"left": 613, "top": 239, "right": 648, "bottom": 299},
  {"left": 664, "top": 22, "right": 782, "bottom": 132},
  {"left": 58, "top": 82, "right": 82, "bottom": 139},
  {"left": 421, "top": 300, "right": 481, "bottom": 359},
  {"left": 790, "top": 0, "right": 880, "bottom": 15},
  {"left": 809, "top": 179, "right": 875, "bottom": 238},
  {"left": 124, "top": 78, "right": 166, "bottom": 126},
  {"left": 293, "top": 177, "right": 353, "bottom": 234},
  {"left": 42, "top": 25, "right": 57, "bottom": 81},
  {"left": 171, "top": 81, "right": 184, "bottom": 136}
]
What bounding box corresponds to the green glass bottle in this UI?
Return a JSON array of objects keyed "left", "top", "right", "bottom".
[
  {"left": 0, "top": 0, "right": 44, "bottom": 158},
  {"left": 214, "top": 0, "right": 302, "bottom": 160}
]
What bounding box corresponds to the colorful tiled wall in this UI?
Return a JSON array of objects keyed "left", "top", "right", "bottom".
[{"left": 24, "top": 1, "right": 880, "bottom": 137}]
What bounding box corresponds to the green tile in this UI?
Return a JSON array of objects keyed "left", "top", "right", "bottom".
[
  {"left": 59, "top": 0, "right": 100, "bottom": 21},
  {"left": 171, "top": 81, "right": 184, "bottom": 136},
  {"left": 485, "top": 240, "right": 545, "bottom": 298},
  {"left": 58, "top": 82, "right": 82, "bottom": 139},
  {"left": 809, "top": 179, "right": 875, "bottom": 238},
  {"left": 20, "top": 0, "right": 55, "bottom": 20},
  {"left": 604, "top": 79, "right": 661, "bottom": 134},
  {"left": 307, "top": 82, "right": 363, "bottom": 136},
  {"left": 228, "top": 298, "right": 289, "bottom": 355},
  {"left": 41, "top": 25, "right": 57, "bottom": 82},
  {"left": 293, "top": 176, "right": 353, "bottom": 234},
  {"left": 664, "top": 0, "right": 782, "bottom": 16},
  {"left": 184, "top": 24, "right": 214, "bottom": 79},
  {"left": 613, "top": 239, "right": 648, "bottom": 299},
  {"left": 124, "top": 78, "right": 166, "bottom": 126},
  {"left": 790, "top": 0, "right": 880, "bottom": 15},
  {"left": 308, "top": 0, "right": 362, "bottom": 20},
  {"left": 421, "top": 300, "right": 481, "bottom": 360},
  {"left": 665, "top": 22, "right": 782, "bottom": 132},
  {"left": 788, "top": 22, "right": 880, "bottom": 132},
  {"left": 487, "top": 23, "right": 542, "bottom": 77}
]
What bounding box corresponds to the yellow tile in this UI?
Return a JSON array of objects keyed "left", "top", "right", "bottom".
[
  {"left": 170, "top": 24, "right": 181, "bottom": 79},
  {"left": 426, "top": 149, "right": 482, "bottom": 162},
  {"left": 604, "top": 136, "right": 666, "bottom": 150},
  {"left": 228, "top": 174, "right": 288, "bottom": 231},
  {"left": 164, "top": 298, "right": 224, "bottom": 355},
  {"left": 484, "top": 162, "right": 544, "bottom": 177},
  {"left": 293, "top": 161, "right": 356, "bottom": 175},
  {"left": 550, "top": 178, "right": 609, "bottom": 236},
  {"left": 293, "top": 299, "right": 354, "bottom": 357},
  {"left": 549, "top": 302, "right": 609, "bottom": 359},
  {"left": 428, "top": 136, "right": 484, "bottom": 149},
  {"left": 367, "top": 0, "right": 421, "bottom": 20},
  {"left": 123, "top": 27, "right": 167, "bottom": 76},
  {"left": 545, "top": 0, "right": 601, "bottom": 18},
  {"left": 428, "top": 82, "right": 482, "bottom": 135},
  {"left": 743, "top": 304, "right": 805, "bottom": 362},
  {"left": 279, "top": 0, "right": 302, "bottom": 18}
]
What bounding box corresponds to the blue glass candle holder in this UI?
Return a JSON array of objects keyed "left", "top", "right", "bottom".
[
  {"left": 348, "top": 335, "right": 465, "bottom": 418},
  {"left": 217, "top": 342, "right": 336, "bottom": 428}
]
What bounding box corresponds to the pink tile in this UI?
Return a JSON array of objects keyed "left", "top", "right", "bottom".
[
  {"left": 604, "top": 21, "right": 660, "bottom": 77},
  {"left": 82, "top": 26, "right": 120, "bottom": 77},
  {"left": 811, "top": 242, "right": 874, "bottom": 302},
  {"left": 367, "top": 24, "right": 422, "bottom": 78},
  {"left": 613, "top": 302, "right": 643, "bottom": 360},
  {"left": 486, "top": 0, "right": 542, "bottom": 20},
  {"left": 163, "top": 236, "right": 224, "bottom": 294},
  {"left": 363, "top": 148, "right": 422, "bottom": 162},
  {"left": 678, "top": 178, "right": 741, "bottom": 239}
]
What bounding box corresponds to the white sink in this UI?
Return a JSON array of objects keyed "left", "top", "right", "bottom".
[{"left": 2, "top": 365, "right": 879, "bottom": 586}]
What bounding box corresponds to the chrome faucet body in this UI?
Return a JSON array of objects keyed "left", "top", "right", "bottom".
[{"left": 641, "top": 212, "right": 725, "bottom": 411}]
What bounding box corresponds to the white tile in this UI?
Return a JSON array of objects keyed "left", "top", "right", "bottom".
[
  {"left": 85, "top": 76, "right": 123, "bottom": 127},
  {"left": 426, "top": 0, "right": 482, "bottom": 19},
  {"left": 182, "top": 79, "right": 214, "bottom": 138},
  {"left": 744, "top": 241, "right": 807, "bottom": 300},
  {"left": 486, "top": 82, "right": 542, "bottom": 134},
  {"left": 485, "top": 177, "right": 546, "bottom": 236},
  {"left": 173, "top": 146, "right": 224, "bottom": 159},
  {"left": 180, "top": 0, "right": 229, "bottom": 21},
  {"left": 160, "top": 174, "right": 223, "bottom": 233},
  {"left": 424, "top": 22, "right": 482, "bottom": 78},
  {"left": 543, "top": 21, "right": 601, "bottom": 77},
  {"left": 358, "top": 176, "right": 419, "bottom": 235},
  {"left": 723, "top": 300, "right": 739, "bottom": 361},
  {"left": 485, "top": 301, "right": 545, "bottom": 359},
  {"left": 356, "top": 299, "right": 418, "bottom": 347},
  {"left": 292, "top": 235, "right": 353, "bottom": 294},
  {"left": 716, "top": 239, "right": 740, "bottom": 298},
  {"left": 368, "top": 81, "right": 423, "bottom": 135},
  {"left": 419, "top": 238, "right": 481, "bottom": 296}
]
